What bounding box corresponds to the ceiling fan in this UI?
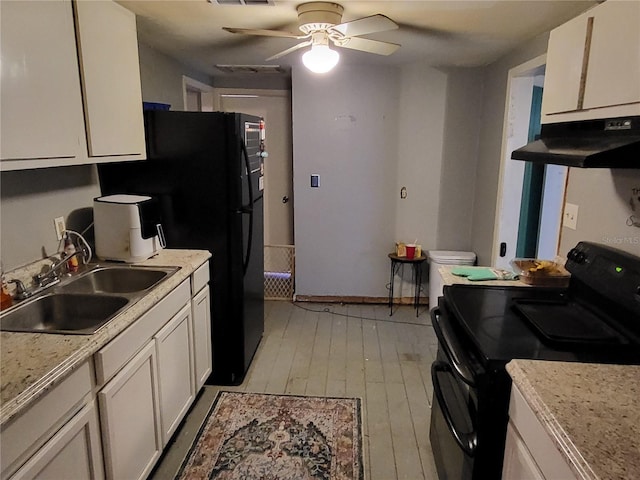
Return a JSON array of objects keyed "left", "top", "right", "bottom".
[{"left": 223, "top": 2, "right": 400, "bottom": 73}]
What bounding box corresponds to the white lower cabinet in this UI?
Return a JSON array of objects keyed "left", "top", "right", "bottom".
[
  {"left": 503, "top": 383, "right": 577, "bottom": 480},
  {"left": 156, "top": 304, "right": 195, "bottom": 446},
  {"left": 503, "top": 422, "right": 545, "bottom": 480},
  {"left": 2, "top": 261, "right": 212, "bottom": 480},
  {"left": 98, "top": 341, "right": 162, "bottom": 480},
  {"left": 191, "top": 285, "right": 212, "bottom": 391},
  {"left": 97, "top": 264, "right": 211, "bottom": 479},
  {"left": 11, "top": 401, "right": 104, "bottom": 480}
]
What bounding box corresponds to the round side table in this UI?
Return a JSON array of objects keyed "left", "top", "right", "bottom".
[{"left": 388, "top": 253, "right": 427, "bottom": 317}]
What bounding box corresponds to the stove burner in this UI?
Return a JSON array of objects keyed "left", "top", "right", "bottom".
[{"left": 512, "top": 298, "right": 629, "bottom": 346}]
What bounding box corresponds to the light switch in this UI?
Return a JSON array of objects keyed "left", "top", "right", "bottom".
[
  {"left": 310, "top": 174, "right": 320, "bottom": 188},
  {"left": 563, "top": 203, "right": 578, "bottom": 230}
]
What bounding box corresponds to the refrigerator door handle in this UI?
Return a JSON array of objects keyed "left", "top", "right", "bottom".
[{"left": 241, "top": 138, "right": 254, "bottom": 275}]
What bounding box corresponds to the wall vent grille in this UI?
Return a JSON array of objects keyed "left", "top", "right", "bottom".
[
  {"left": 215, "top": 64, "right": 288, "bottom": 74},
  {"left": 211, "top": 0, "right": 274, "bottom": 5}
]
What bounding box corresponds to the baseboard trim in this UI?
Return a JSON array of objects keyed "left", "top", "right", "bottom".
[{"left": 294, "top": 295, "right": 429, "bottom": 305}]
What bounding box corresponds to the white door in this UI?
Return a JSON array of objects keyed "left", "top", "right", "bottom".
[
  {"left": 493, "top": 55, "right": 567, "bottom": 269},
  {"left": 214, "top": 89, "right": 294, "bottom": 246}
]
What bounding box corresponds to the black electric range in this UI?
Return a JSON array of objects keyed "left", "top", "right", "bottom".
[{"left": 429, "top": 242, "right": 640, "bottom": 480}]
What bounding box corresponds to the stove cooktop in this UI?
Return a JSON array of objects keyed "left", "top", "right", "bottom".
[{"left": 442, "top": 284, "right": 640, "bottom": 367}]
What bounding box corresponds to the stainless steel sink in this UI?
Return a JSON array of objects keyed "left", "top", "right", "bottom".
[
  {"left": 0, "top": 293, "right": 129, "bottom": 335},
  {"left": 62, "top": 267, "right": 170, "bottom": 294},
  {"left": 0, "top": 264, "right": 179, "bottom": 335}
]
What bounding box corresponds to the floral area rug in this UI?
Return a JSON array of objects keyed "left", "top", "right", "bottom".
[{"left": 175, "top": 391, "right": 363, "bottom": 480}]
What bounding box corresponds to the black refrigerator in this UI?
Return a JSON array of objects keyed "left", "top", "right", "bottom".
[{"left": 98, "top": 110, "right": 264, "bottom": 385}]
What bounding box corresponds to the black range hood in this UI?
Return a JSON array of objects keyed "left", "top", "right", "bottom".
[{"left": 511, "top": 116, "right": 640, "bottom": 168}]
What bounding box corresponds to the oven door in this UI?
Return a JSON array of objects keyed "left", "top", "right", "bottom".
[{"left": 430, "top": 306, "right": 481, "bottom": 480}]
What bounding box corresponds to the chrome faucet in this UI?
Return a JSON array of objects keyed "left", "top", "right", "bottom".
[
  {"left": 6, "top": 279, "right": 31, "bottom": 300},
  {"left": 33, "top": 251, "right": 84, "bottom": 288}
]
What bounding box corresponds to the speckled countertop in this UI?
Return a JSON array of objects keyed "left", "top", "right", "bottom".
[
  {"left": 507, "top": 360, "right": 640, "bottom": 480},
  {"left": 0, "top": 249, "right": 211, "bottom": 427},
  {"left": 439, "top": 265, "right": 529, "bottom": 287}
]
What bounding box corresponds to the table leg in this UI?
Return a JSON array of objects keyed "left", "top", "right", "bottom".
[
  {"left": 388, "top": 259, "right": 395, "bottom": 316},
  {"left": 414, "top": 262, "right": 422, "bottom": 317}
]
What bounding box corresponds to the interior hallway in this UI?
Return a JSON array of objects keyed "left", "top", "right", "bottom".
[{"left": 152, "top": 301, "right": 439, "bottom": 480}]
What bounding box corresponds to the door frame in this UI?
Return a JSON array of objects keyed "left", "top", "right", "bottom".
[
  {"left": 182, "top": 76, "right": 214, "bottom": 111},
  {"left": 491, "top": 54, "right": 568, "bottom": 267}
]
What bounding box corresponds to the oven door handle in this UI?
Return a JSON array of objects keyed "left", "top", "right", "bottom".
[
  {"left": 431, "top": 307, "right": 477, "bottom": 387},
  {"left": 431, "top": 360, "right": 478, "bottom": 457}
]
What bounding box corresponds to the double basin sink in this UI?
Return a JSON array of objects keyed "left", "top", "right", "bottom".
[{"left": 0, "top": 265, "right": 179, "bottom": 335}]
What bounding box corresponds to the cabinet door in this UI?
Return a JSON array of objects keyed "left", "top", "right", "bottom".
[
  {"left": 0, "top": 0, "right": 85, "bottom": 166},
  {"left": 74, "top": 0, "right": 145, "bottom": 158},
  {"left": 502, "top": 422, "right": 545, "bottom": 480},
  {"left": 155, "top": 304, "right": 195, "bottom": 446},
  {"left": 192, "top": 286, "right": 213, "bottom": 392},
  {"left": 582, "top": 0, "right": 640, "bottom": 110},
  {"left": 541, "top": 10, "right": 591, "bottom": 116},
  {"left": 98, "top": 341, "right": 161, "bottom": 480},
  {"left": 10, "top": 401, "right": 104, "bottom": 480}
]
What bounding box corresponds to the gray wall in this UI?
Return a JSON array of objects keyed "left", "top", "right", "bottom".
[
  {"left": 559, "top": 169, "right": 640, "bottom": 256},
  {"left": 292, "top": 64, "right": 400, "bottom": 297},
  {"left": 437, "top": 67, "right": 484, "bottom": 250},
  {"left": 394, "top": 62, "right": 447, "bottom": 253},
  {"left": 291, "top": 62, "right": 483, "bottom": 298},
  {"left": 0, "top": 166, "right": 100, "bottom": 270},
  {"left": 138, "top": 43, "right": 213, "bottom": 110},
  {"left": 470, "top": 32, "right": 551, "bottom": 265}
]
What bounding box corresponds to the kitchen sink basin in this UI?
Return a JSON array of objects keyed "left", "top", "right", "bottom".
[
  {"left": 62, "top": 267, "right": 170, "bottom": 294},
  {"left": 0, "top": 293, "right": 129, "bottom": 335},
  {"left": 0, "top": 264, "right": 179, "bottom": 335}
]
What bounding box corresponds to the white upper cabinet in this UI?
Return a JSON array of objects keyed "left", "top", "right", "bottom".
[
  {"left": 0, "top": 0, "right": 86, "bottom": 167},
  {"left": 581, "top": 1, "right": 640, "bottom": 110},
  {"left": 542, "top": 0, "right": 640, "bottom": 123},
  {"left": 0, "top": 0, "right": 146, "bottom": 171},
  {"left": 74, "top": 0, "right": 145, "bottom": 158}
]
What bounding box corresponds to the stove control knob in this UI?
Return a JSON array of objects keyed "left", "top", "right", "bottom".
[{"left": 568, "top": 248, "right": 586, "bottom": 263}]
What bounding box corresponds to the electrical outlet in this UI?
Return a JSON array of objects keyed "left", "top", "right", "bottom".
[
  {"left": 563, "top": 203, "right": 578, "bottom": 230},
  {"left": 54, "top": 217, "right": 66, "bottom": 240}
]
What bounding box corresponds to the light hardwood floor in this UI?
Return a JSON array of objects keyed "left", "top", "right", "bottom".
[{"left": 152, "top": 301, "right": 439, "bottom": 480}]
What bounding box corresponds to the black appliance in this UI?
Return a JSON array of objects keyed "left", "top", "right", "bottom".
[
  {"left": 98, "top": 110, "right": 265, "bottom": 385},
  {"left": 429, "top": 242, "right": 640, "bottom": 480},
  {"left": 511, "top": 116, "right": 640, "bottom": 168}
]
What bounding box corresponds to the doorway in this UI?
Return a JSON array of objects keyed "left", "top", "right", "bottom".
[
  {"left": 212, "top": 88, "right": 294, "bottom": 247},
  {"left": 182, "top": 76, "right": 214, "bottom": 112},
  {"left": 493, "top": 55, "right": 567, "bottom": 269}
]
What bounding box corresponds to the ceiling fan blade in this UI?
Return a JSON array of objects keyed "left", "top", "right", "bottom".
[
  {"left": 333, "top": 37, "right": 400, "bottom": 56},
  {"left": 223, "top": 27, "right": 307, "bottom": 39},
  {"left": 265, "top": 41, "right": 312, "bottom": 61},
  {"left": 330, "top": 14, "right": 398, "bottom": 37}
]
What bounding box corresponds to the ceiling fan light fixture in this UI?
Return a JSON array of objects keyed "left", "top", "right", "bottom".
[{"left": 302, "top": 44, "right": 339, "bottom": 73}]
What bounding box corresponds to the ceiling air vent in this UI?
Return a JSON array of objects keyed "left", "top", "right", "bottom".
[
  {"left": 211, "top": 0, "right": 274, "bottom": 5},
  {"left": 215, "top": 65, "right": 288, "bottom": 74}
]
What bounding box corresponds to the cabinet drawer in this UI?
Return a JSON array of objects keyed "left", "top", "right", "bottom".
[
  {"left": 1, "top": 361, "right": 93, "bottom": 479},
  {"left": 10, "top": 400, "right": 104, "bottom": 480},
  {"left": 94, "top": 279, "right": 190, "bottom": 386},
  {"left": 191, "top": 261, "right": 210, "bottom": 296}
]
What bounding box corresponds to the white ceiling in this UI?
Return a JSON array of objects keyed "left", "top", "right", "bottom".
[{"left": 118, "top": 0, "right": 597, "bottom": 77}]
